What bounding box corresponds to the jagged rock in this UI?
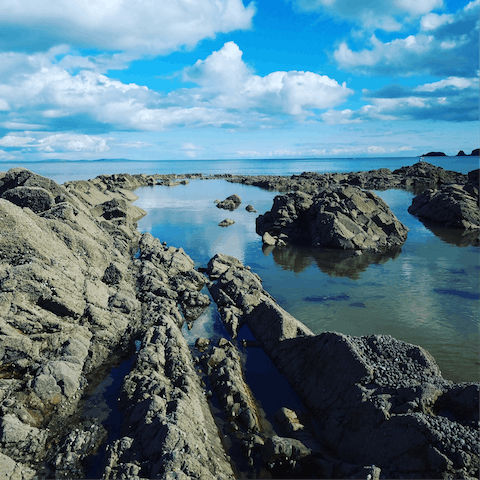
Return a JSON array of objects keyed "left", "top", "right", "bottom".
[
  {"left": 408, "top": 172, "right": 480, "bottom": 230},
  {"left": 219, "top": 218, "right": 235, "bottom": 227},
  {"left": 245, "top": 204, "right": 256, "bottom": 212},
  {"left": 262, "top": 232, "right": 276, "bottom": 246},
  {"left": 2, "top": 187, "right": 54, "bottom": 213},
  {"left": 257, "top": 185, "right": 408, "bottom": 251},
  {"left": 207, "top": 255, "right": 480, "bottom": 479},
  {"left": 216, "top": 194, "right": 241, "bottom": 211}
]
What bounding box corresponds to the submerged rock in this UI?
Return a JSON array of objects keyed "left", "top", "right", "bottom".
[
  {"left": 219, "top": 218, "right": 235, "bottom": 227},
  {"left": 257, "top": 185, "right": 408, "bottom": 251}
]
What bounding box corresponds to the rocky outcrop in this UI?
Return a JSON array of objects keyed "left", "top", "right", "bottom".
[
  {"left": 206, "top": 254, "right": 480, "bottom": 479},
  {"left": 0, "top": 168, "right": 227, "bottom": 479},
  {"left": 457, "top": 150, "right": 467, "bottom": 156},
  {"left": 422, "top": 151, "right": 447, "bottom": 156},
  {"left": 256, "top": 185, "right": 408, "bottom": 251},
  {"left": 217, "top": 161, "right": 468, "bottom": 193},
  {"left": 470, "top": 148, "right": 479, "bottom": 156},
  {"left": 216, "top": 194, "right": 241, "bottom": 211},
  {"left": 408, "top": 169, "right": 480, "bottom": 231}
]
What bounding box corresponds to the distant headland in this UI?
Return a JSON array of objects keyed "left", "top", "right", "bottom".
[{"left": 422, "top": 148, "right": 479, "bottom": 157}]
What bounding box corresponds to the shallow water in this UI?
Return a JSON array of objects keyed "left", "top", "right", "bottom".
[{"left": 135, "top": 180, "right": 479, "bottom": 384}]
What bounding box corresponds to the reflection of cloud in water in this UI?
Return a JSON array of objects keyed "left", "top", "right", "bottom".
[{"left": 271, "top": 244, "right": 401, "bottom": 279}]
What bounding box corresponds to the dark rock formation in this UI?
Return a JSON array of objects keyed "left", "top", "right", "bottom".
[
  {"left": 422, "top": 151, "right": 447, "bottom": 156},
  {"left": 408, "top": 169, "right": 480, "bottom": 231},
  {"left": 216, "top": 161, "right": 467, "bottom": 194},
  {"left": 470, "top": 148, "right": 479, "bottom": 156},
  {"left": 216, "top": 194, "right": 241, "bottom": 211},
  {"left": 457, "top": 150, "right": 467, "bottom": 156},
  {"left": 206, "top": 254, "right": 480, "bottom": 479},
  {"left": 256, "top": 185, "right": 408, "bottom": 251}
]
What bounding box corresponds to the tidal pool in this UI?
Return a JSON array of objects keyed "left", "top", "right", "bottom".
[{"left": 135, "top": 179, "right": 479, "bottom": 383}]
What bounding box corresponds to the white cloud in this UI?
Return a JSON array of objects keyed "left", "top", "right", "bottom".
[
  {"left": 180, "top": 42, "right": 353, "bottom": 116},
  {"left": 0, "top": 43, "right": 352, "bottom": 135},
  {"left": 420, "top": 12, "right": 454, "bottom": 30},
  {"left": 37, "top": 134, "right": 110, "bottom": 153},
  {"left": 0, "top": 135, "right": 35, "bottom": 147},
  {"left": 322, "top": 76, "right": 479, "bottom": 124},
  {"left": 292, "top": 0, "right": 443, "bottom": 31},
  {"left": 0, "top": 0, "right": 255, "bottom": 56},
  {"left": 332, "top": 1, "right": 479, "bottom": 77}
]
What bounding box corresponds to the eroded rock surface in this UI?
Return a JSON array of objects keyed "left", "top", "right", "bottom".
[
  {"left": 206, "top": 253, "right": 480, "bottom": 479},
  {"left": 408, "top": 169, "right": 480, "bottom": 233},
  {"left": 216, "top": 194, "right": 241, "bottom": 211},
  {"left": 0, "top": 168, "right": 225, "bottom": 479},
  {"left": 256, "top": 185, "right": 409, "bottom": 251}
]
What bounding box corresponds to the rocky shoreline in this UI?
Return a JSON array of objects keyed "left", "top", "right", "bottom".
[{"left": 0, "top": 165, "right": 478, "bottom": 479}]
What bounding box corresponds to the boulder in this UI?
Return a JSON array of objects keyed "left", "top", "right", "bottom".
[
  {"left": 245, "top": 204, "right": 256, "bottom": 212},
  {"left": 2, "top": 186, "right": 54, "bottom": 213},
  {"left": 216, "top": 194, "right": 241, "bottom": 211},
  {"left": 408, "top": 177, "right": 480, "bottom": 230},
  {"left": 256, "top": 186, "right": 408, "bottom": 251},
  {"left": 219, "top": 218, "right": 235, "bottom": 227}
]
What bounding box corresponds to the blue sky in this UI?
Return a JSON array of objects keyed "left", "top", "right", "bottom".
[{"left": 0, "top": 0, "right": 478, "bottom": 161}]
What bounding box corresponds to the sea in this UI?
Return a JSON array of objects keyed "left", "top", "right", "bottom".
[{"left": 2, "top": 156, "right": 479, "bottom": 384}]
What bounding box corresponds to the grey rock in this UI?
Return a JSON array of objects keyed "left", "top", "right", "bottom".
[
  {"left": 2, "top": 186, "right": 54, "bottom": 213},
  {"left": 257, "top": 185, "right": 409, "bottom": 251},
  {"left": 245, "top": 204, "right": 256, "bottom": 212},
  {"left": 216, "top": 194, "right": 241, "bottom": 211},
  {"left": 219, "top": 218, "right": 235, "bottom": 227}
]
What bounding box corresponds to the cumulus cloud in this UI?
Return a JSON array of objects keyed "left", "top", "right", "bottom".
[
  {"left": 291, "top": 0, "right": 443, "bottom": 31},
  {"left": 333, "top": 0, "right": 479, "bottom": 77},
  {"left": 0, "top": 43, "right": 354, "bottom": 157},
  {"left": 179, "top": 42, "right": 353, "bottom": 116},
  {"left": 0, "top": 0, "right": 255, "bottom": 55},
  {"left": 322, "top": 76, "right": 479, "bottom": 124}
]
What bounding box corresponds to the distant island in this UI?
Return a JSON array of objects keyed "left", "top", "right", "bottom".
[{"left": 421, "top": 148, "right": 479, "bottom": 157}]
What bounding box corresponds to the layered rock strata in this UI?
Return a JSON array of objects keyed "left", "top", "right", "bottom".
[
  {"left": 256, "top": 185, "right": 409, "bottom": 251},
  {"left": 0, "top": 168, "right": 230, "bottom": 479},
  {"left": 206, "top": 253, "right": 480, "bottom": 479}
]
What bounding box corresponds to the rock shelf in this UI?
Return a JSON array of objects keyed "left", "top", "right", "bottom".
[{"left": 0, "top": 165, "right": 478, "bottom": 479}]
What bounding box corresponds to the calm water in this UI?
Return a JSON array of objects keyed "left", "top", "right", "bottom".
[{"left": 2, "top": 157, "right": 479, "bottom": 383}]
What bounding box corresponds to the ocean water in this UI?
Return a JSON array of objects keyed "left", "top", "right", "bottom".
[{"left": 2, "top": 156, "right": 479, "bottom": 383}]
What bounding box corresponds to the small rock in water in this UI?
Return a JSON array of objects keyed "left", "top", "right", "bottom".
[{"left": 219, "top": 218, "right": 235, "bottom": 227}]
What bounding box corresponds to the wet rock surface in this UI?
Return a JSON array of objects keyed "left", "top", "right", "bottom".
[
  {"left": 256, "top": 185, "right": 409, "bottom": 251},
  {"left": 408, "top": 169, "right": 480, "bottom": 235},
  {"left": 206, "top": 253, "right": 480, "bottom": 479}
]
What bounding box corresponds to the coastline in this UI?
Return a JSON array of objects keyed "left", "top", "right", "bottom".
[{"left": 0, "top": 165, "right": 478, "bottom": 479}]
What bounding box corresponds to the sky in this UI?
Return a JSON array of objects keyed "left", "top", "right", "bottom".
[{"left": 0, "top": 0, "right": 478, "bottom": 161}]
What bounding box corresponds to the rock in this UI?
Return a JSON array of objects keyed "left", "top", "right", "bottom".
[
  {"left": 262, "top": 435, "right": 311, "bottom": 464},
  {"left": 470, "top": 148, "right": 479, "bottom": 156},
  {"left": 2, "top": 186, "right": 54, "bottom": 213},
  {"left": 195, "top": 337, "right": 210, "bottom": 350},
  {"left": 216, "top": 194, "right": 241, "bottom": 211},
  {"left": 256, "top": 185, "right": 408, "bottom": 251},
  {"left": 207, "top": 254, "right": 480, "bottom": 479},
  {"left": 245, "top": 205, "right": 256, "bottom": 212},
  {"left": 408, "top": 179, "right": 480, "bottom": 230},
  {"left": 262, "top": 232, "right": 276, "bottom": 246},
  {"left": 457, "top": 150, "right": 467, "bottom": 156},
  {"left": 102, "top": 263, "right": 123, "bottom": 285},
  {"left": 219, "top": 218, "right": 235, "bottom": 227},
  {"left": 422, "top": 151, "right": 447, "bottom": 156}
]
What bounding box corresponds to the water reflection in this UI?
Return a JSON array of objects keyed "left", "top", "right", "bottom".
[
  {"left": 417, "top": 218, "right": 480, "bottom": 247},
  {"left": 268, "top": 244, "right": 402, "bottom": 279}
]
